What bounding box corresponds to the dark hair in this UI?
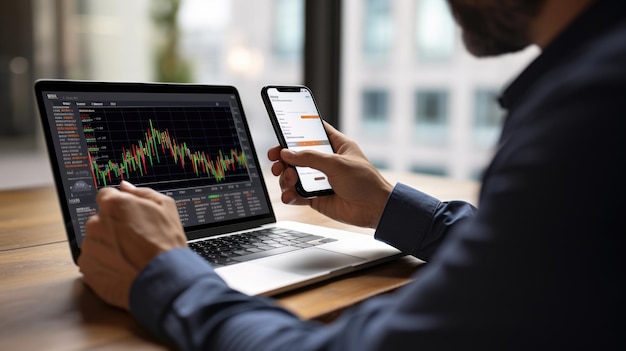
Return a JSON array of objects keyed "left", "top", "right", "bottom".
[{"left": 447, "top": 0, "right": 546, "bottom": 56}]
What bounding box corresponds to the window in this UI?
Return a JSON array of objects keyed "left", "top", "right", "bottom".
[
  {"left": 361, "top": 89, "right": 389, "bottom": 137},
  {"left": 415, "top": 0, "right": 456, "bottom": 62},
  {"left": 363, "top": 0, "right": 392, "bottom": 62},
  {"left": 273, "top": 0, "right": 304, "bottom": 61},
  {"left": 473, "top": 89, "right": 504, "bottom": 147},
  {"left": 410, "top": 165, "right": 447, "bottom": 177},
  {"left": 414, "top": 90, "right": 449, "bottom": 144},
  {"left": 177, "top": 0, "right": 304, "bottom": 159},
  {"left": 370, "top": 159, "right": 389, "bottom": 170}
]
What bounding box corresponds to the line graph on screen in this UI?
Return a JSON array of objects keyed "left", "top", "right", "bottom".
[{"left": 82, "top": 105, "right": 250, "bottom": 190}]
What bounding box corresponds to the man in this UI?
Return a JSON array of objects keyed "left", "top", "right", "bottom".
[{"left": 78, "top": 0, "right": 625, "bottom": 349}]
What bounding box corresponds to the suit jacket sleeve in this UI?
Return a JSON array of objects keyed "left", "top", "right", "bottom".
[{"left": 374, "top": 183, "right": 477, "bottom": 261}]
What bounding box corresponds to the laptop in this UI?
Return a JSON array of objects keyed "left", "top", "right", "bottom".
[{"left": 34, "top": 79, "right": 402, "bottom": 296}]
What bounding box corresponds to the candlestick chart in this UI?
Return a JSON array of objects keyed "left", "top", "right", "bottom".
[{"left": 83, "top": 106, "right": 251, "bottom": 190}]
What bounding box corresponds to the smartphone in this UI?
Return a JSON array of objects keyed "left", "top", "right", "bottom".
[{"left": 261, "top": 85, "right": 335, "bottom": 198}]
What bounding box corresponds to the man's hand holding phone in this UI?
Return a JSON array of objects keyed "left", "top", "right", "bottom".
[{"left": 267, "top": 121, "right": 394, "bottom": 229}]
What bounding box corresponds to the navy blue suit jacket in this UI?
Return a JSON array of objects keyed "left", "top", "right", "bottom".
[{"left": 129, "top": 0, "right": 626, "bottom": 349}]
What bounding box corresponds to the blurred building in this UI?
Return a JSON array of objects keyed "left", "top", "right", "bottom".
[
  {"left": 341, "top": 0, "right": 538, "bottom": 180},
  {"left": 0, "top": 0, "right": 537, "bottom": 189}
]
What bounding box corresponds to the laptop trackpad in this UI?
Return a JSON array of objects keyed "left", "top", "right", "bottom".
[{"left": 258, "top": 248, "right": 365, "bottom": 276}]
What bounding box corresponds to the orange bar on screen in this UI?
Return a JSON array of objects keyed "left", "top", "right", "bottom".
[
  {"left": 296, "top": 140, "right": 324, "bottom": 146},
  {"left": 300, "top": 115, "right": 319, "bottom": 119}
]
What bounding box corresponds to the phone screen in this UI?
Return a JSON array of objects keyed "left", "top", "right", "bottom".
[{"left": 264, "top": 86, "right": 334, "bottom": 196}]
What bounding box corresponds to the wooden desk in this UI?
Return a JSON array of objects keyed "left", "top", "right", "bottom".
[{"left": 0, "top": 171, "right": 478, "bottom": 350}]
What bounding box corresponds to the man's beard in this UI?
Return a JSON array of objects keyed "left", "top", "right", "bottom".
[{"left": 446, "top": 0, "right": 546, "bottom": 57}]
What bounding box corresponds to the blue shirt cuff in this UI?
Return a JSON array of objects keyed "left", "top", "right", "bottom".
[{"left": 375, "top": 183, "right": 440, "bottom": 255}]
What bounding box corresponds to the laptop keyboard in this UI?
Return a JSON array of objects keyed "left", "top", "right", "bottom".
[{"left": 189, "top": 227, "right": 338, "bottom": 267}]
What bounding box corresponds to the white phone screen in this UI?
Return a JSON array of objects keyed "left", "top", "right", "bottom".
[{"left": 267, "top": 87, "right": 333, "bottom": 194}]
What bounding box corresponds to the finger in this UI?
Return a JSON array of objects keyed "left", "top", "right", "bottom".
[
  {"left": 84, "top": 209, "right": 121, "bottom": 253},
  {"left": 267, "top": 145, "right": 283, "bottom": 162},
  {"left": 270, "top": 159, "right": 287, "bottom": 177},
  {"left": 279, "top": 148, "right": 338, "bottom": 174},
  {"left": 323, "top": 122, "right": 355, "bottom": 154},
  {"left": 322, "top": 120, "right": 339, "bottom": 134},
  {"left": 84, "top": 214, "right": 108, "bottom": 243},
  {"left": 95, "top": 186, "right": 138, "bottom": 221},
  {"left": 279, "top": 167, "right": 298, "bottom": 191},
  {"left": 322, "top": 121, "right": 344, "bottom": 143},
  {"left": 119, "top": 180, "right": 170, "bottom": 204},
  {"left": 95, "top": 186, "right": 121, "bottom": 206},
  {"left": 281, "top": 189, "right": 311, "bottom": 206},
  {"left": 94, "top": 187, "right": 131, "bottom": 222},
  {"left": 118, "top": 180, "right": 137, "bottom": 191}
]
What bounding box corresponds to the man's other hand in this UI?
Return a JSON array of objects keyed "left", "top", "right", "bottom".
[{"left": 78, "top": 181, "right": 187, "bottom": 310}]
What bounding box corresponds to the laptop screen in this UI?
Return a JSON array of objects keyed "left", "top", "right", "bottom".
[{"left": 35, "top": 81, "right": 275, "bottom": 261}]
